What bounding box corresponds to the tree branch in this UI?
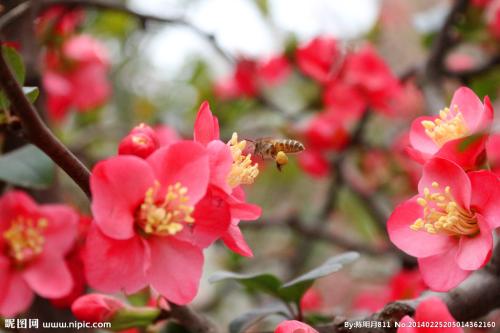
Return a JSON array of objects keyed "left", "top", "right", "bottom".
[
  {"left": 167, "top": 303, "right": 218, "bottom": 333},
  {"left": 0, "top": 45, "right": 91, "bottom": 197}
]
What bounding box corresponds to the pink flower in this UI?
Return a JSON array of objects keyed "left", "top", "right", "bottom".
[
  {"left": 118, "top": 124, "right": 160, "bottom": 159},
  {"left": 0, "top": 191, "right": 78, "bottom": 316},
  {"left": 486, "top": 0, "right": 500, "bottom": 39},
  {"left": 388, "top": 157, "right": 500, "bottom": 291},
  {"left": 407, "top": 87, "right": 493, "bottom": 170},
  {"left": 342, "top": 44, "right": 401, "bottom": 115},
  {"left": 304, "top": 112, "right": 349, "bottom": 151},
  {"left": 354, "top": 268, "right": 426, "bottom": 313},
  {"left": 193, "top": 102, "right": 262, "bottom": 256},
  {"left": 297, "top": 149, "right": 330, "bottom": 178},
  {"left": 257, "top": 55, "right": 292, "bottom": 86},
  {"left": 398, "top": 297, "right": 463, "bottom": 333},
  {"left": 85, "top": 141, "right": 222, "bottom": 304},
  {"left": 323, "top": 80, "right": 367, "bottom": 125},
  {"left": 275, "top": 320, "right": 319, "bottom": 333},
  {"left": 296, "top": 36, "right": 340, "bottom": 84},
  {"left": 36, "top": 6, "right": 84, "bottom": 39},
  {"left": 43, "top": 35, "right": 111, "bottom": 121},
  {"left": 300, "top": 288, "right": 324, "bottom": 312},
  {"left": 155, "top": 125, "right": 180, "bottom": 147},
  {"left": 72, "top": 294, "right": 125, "bottom": 323}
]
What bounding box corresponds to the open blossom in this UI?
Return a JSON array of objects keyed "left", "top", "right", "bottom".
[
  {"left": 407, "top": 87, "right": 493, "bottom": 170},
  {"left": 275, "top": 320, "right": 319, "bottom": 333},
  {"left": 85, "top": 141, "right": 227, "bottom": 304},
  {"left": 0, "top": 191, "right": 78, "bottom": 316},
  {"left": 388, "top": 158, "right": 500, "bottom": 291},
  {"left": 398, "top": 297, "right": 462, "bottom": 333},
  {"left": 296, "top": 36, "right": 340, "bottom": 84},
  {"left": 43, "top": 34, "right": 111, "bottom": 121},
  {"left": 214, "top": 56, "right": 291, "bottom": 100},
  {"left": 193, "top": 102, "right": 262, "bottom": 256}
]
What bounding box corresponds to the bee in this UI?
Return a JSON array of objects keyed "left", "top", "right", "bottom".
[{"left": 251, "top": 138, "right": 305, "bottom": 171}]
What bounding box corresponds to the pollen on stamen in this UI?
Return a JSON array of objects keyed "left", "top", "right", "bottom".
[
  {"left": 226, "top": 132, "right": 259, "bottom": 188},
  {"left": 3, "top": 217, "right": 47, "bottom": 263},
  {"left": 409, "top": 181, "right": 478, "bottom": 237},
  {"left": 137, "top": 181, "right": 194, "bottom": 236},
  {"left": 421, "top": 105, "right": 469, "bottom": 147}
]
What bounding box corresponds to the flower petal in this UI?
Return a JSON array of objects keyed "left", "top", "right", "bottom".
[
  {"left": 456, "top": 215, "right": 492, "bottom": 271},
  {"left": 409, "top": 116, "right": 439, "bottom": 155},
  {"left": 206, "top": 140, "right": 233, "bottom": 193},
  {"left": 387, "top": 198, "right": 454, "bottom": 258},
  {"left": 414, "top": 297, "right": 463, "bottom": 333},
  {"left": 0, "top": 271, "right": 34, "bottom": 317},
  {"left": 84, "top": 225, "right": 148, "bottom": 294},
  {"left": 23, "top": 253, "right": 73, "bottom": 298},
  {"left": 418, "top": 247, "right": 470, "bottom": 292},
  {"left": 91, "top": 156, "right": 155, "bottom": 240},
  {"left": 435, "top": 135, "right": 487, "bottom": 171},
  {"left": 40, "top": 204, "right": 79, "bottom": 255},
  {"left": 0, "top": 191, "right": 39, "bottom": 236},
  {"left": 222, "top": 223, "right": 253, "bottom": 257},
  {"left": 418, "top": 158, "right": 471, "bottom": 210},
  {"left": 449, "top": 87, "right": 486, "bottom": 132},
  {"left": 193, "top": 101, "right": 220, "bottom": 145},
  {"left": 469, "top": 170, "right": 500, "bottom": 229},
  {"left": 147, "top": 237, "right": 203, "bottom": 304}
]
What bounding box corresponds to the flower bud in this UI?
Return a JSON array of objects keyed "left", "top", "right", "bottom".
[
  {"left": 118, "top": 124, "right": 160, "bottom": 159},
  {"left": 72, "top": 294, "right": 125, "bottom": 323}
]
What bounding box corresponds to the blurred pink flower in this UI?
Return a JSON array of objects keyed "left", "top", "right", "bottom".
[
  {"left": 0, "top": 191, "right": 78, "bottom": 316},
  {"left": 407, "top": 87, "right": 493, "bottom": 170},
  {"left": 118, "top": 124, "right": 161, "bottom": 159},
  {"left": 388, "top": 158, "right": 500, "bottom": 291},
  {"left": 398, "top": 297, "right": 463, "bottom": 333},
  {"left": 296, "top": 36, "right": 340, "bottom": 84},
  {"left": 36, "top": 6, "right": 84, "bottom": 39},
  {"left": 275, "top": 320, "right": 319, "bottom": 333},
  {"left": 300, "top": 288, "right": 324, "bottom": 312}
]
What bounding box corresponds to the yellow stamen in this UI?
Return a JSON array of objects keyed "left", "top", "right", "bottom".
[
  {"left": 137, "top": 181, "right": 194, "bottom": 236},
  {"left": 131, "top": 135, "right": 148, "bottom": 146},
  {"left": 3, "top": 217, "right": 47, "bottom": 263},
  {"left": 226, "top": 133, "right": 259, "bottom": 188},
  {"left": 409, "top": 181, "right": 478, "bottom": 237},
  {"left": 422, "top": 105, "right": 469, "bottom": 147}
]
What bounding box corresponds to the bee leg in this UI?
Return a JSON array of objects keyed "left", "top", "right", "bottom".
[{"left": 276, "top": 161, "right": 283, "bottom": 172}]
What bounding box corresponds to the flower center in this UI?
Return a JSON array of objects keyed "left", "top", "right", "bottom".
[
  {"left": 227, "top": 132, "right": 259, "bottom": 188},
  {"left": 136, "top": 181, "right": 194, "bottom": 236},
  {"left": 421, "top": 105, "right": 469, "bottom": 147},
  {"left": 410, "top": 181, "right": 478, "bottom": 236},
  {"left": 3, "top": 216, "right": 48, "bottom": 263}
]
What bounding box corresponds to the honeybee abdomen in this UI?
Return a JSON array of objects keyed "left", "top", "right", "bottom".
[{"left": 276, "top": 139, "right": 305, "bottom": 153}]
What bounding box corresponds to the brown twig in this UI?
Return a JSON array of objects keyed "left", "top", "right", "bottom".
[
  {"left": 0, "top": 45, "right": 91, "bottom": 197},
  {"left": 167, "top": 302, "right": 218, "bottom": 333}
]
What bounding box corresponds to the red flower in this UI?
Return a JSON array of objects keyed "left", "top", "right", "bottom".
[
  {"left": 304, "top": 112, "right": 349, "bottom": 151},
  {"left": 407, "top": 87, "right": 493, "bottom": 170},
  {"left": 85, "top": 141, "right": 217, "bottom": 304},
  {"left": 193, "top": 102, "right": 262, "bottom": 256},
  {"left": 275, "top": 320, "right": 318, "bottom": 333},
  {"left": 388, "top": 158, "right": 500, "bottom": 291},
  {"left": 296, "top": 36, "right": 340, "bottom": 84},
  {"left": 43, "top": 35, "right": 111, "bottom": 121},
  {"left": 118, "top": 124, "right": 161, "bottom": 159},
  {"left": 300, "top": 288, "right": 324, "bottom": 312},
  {"left": 0, "top": 191, "right": 78, "bottom": 316},
  {"left": 36, "top": 6, "right": 84, "bottom": 39},
  {"left": 342, "top": 44, "right": 401, "bottom": 115},
  {"left": 72, "top": 294, "right": 125, "bottom": 323},
  {"left": 323, "top": 80, "right": 367, "bottom": 125},
  {"left": 297, "top": 149, "right": 330, "bottom": 178},
  {"left": 257, "top": 55, "right": 292, "bottom": 87},
  {"left": 398, "top": 297, "right": 463, "bottom": 333},
  {"left": 487, "top": 0, "right": 500, "bottom": 39}
]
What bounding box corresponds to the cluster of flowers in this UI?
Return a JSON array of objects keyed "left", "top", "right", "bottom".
[
  {"left": 37, "top": 6, "right": 111, "bottom": 121},
  {"left": 388, "top": 87, "right": 500, "bottom": 291},
  {"left": 0, "top": 102, "right": 261, "bottom": 316},
  {"left": 214, "top": 36, "right": 403, "bottom": 178}
]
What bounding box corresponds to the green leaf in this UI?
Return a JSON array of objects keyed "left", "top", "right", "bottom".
[
  {"left": 229, "top": 307, "right": 288, "bottom": 333},
  {"left": 23, "top": 87, "right": 39, "bottom": 103},
  {"left": 279, "top": 252, "right": 359, "bottom": 303},
  {"left": 208, "top": 271, "right": 283, "bottom": 297},
  {"left": 0, "top": 145, "right": 55, "bottom": 189},
  {"left": 2, "top": 45, "right": 25, "bottom": 84}
]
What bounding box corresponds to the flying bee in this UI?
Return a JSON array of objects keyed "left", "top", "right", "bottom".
[{"left": 250, "top": 138, "right": 305, "bottom": 171}]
